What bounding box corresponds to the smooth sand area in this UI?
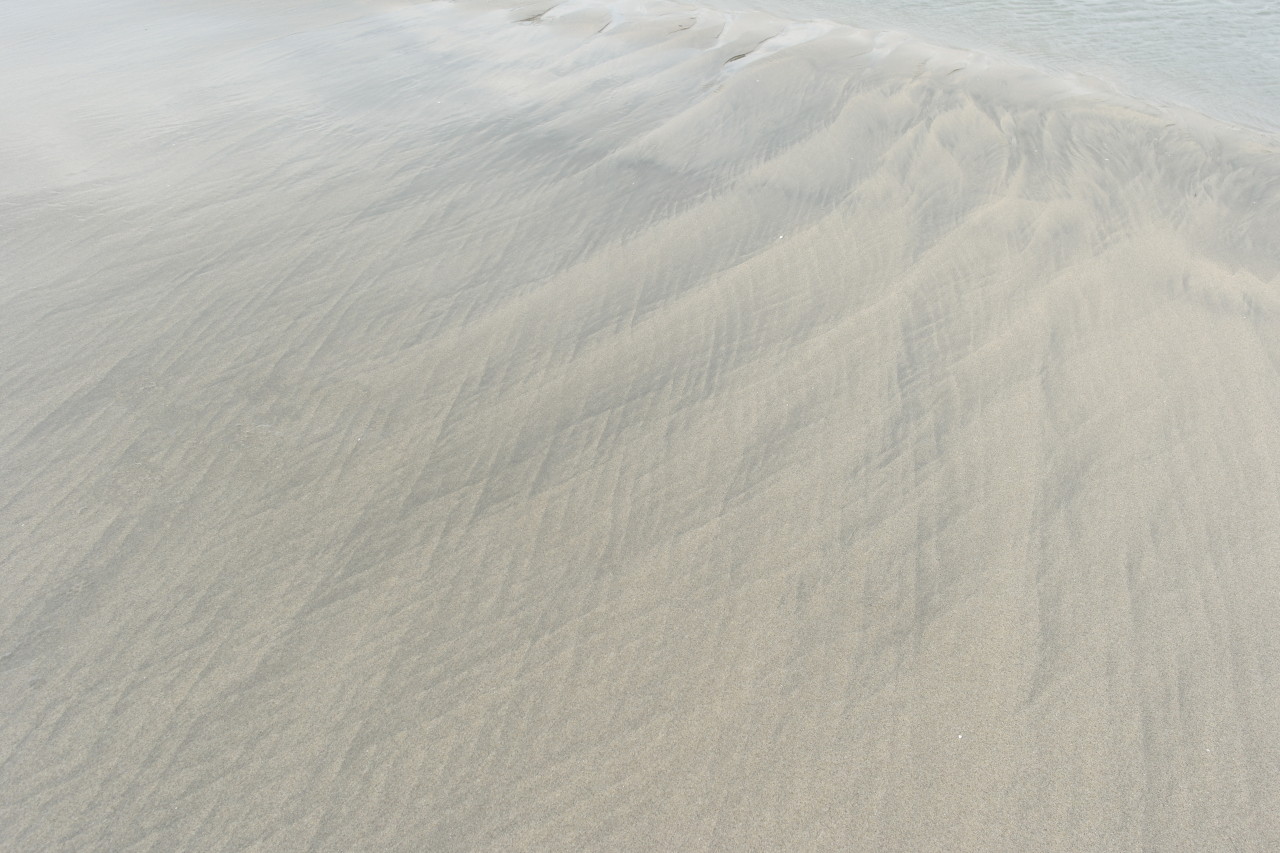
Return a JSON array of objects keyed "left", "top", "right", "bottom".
[{"left": 2, "top": 0, "right": 1279, "bottom": 849}]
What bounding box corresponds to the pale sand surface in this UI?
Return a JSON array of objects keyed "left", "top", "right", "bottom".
[{"left": 2, "top": 0, "right": 1279, "bottom": 849}]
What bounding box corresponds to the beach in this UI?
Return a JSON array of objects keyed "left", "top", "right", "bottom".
[{"left": 2, "top": 0, "right": 1279, "bottom": 848}]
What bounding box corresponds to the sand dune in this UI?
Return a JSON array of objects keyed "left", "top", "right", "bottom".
[{"left": 2, "top": 0, "right": 1279, "bottom": 849}]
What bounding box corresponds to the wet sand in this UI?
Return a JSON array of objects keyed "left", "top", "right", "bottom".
[{"left": 2, "top": 0, "right": 1279, "bottom": 849}]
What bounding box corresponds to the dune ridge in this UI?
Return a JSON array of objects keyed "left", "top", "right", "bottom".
[{"left": 2, "top": 0, "right": 1279, "bottom": 849}]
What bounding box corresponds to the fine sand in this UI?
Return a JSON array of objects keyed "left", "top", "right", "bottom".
[{"left": 2, "top": 0, "right": 1279, "bottom": 849}]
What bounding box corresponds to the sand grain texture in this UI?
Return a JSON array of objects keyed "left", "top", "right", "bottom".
[{"left": 2, "top": 0, "right": 1279, "bottom": 849}]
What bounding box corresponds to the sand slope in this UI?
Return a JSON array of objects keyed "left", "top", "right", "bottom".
[{"left": 2, "top": 0, "right": 1279, "bottom": 849}]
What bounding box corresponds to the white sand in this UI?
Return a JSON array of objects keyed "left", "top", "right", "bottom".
[{"left": 2, "top": 0, "right": 1279, "bottom": 849}]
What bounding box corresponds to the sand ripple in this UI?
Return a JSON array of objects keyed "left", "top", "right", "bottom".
[{"left": 2, "top": 0, "right": 1278, "bottom": 849}]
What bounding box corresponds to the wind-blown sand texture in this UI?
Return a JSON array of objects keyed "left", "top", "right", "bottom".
[{"left": 2, "top": 0, "right": 1279, "bottom": 849}]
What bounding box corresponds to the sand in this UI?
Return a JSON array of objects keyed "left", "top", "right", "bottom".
[{"left": 2, "top": 0, "right": 1279, "bottom": 849}]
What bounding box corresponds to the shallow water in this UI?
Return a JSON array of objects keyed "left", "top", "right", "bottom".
[{"left": 718, "top": 0, "right": 1280, "bottom": 132}]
